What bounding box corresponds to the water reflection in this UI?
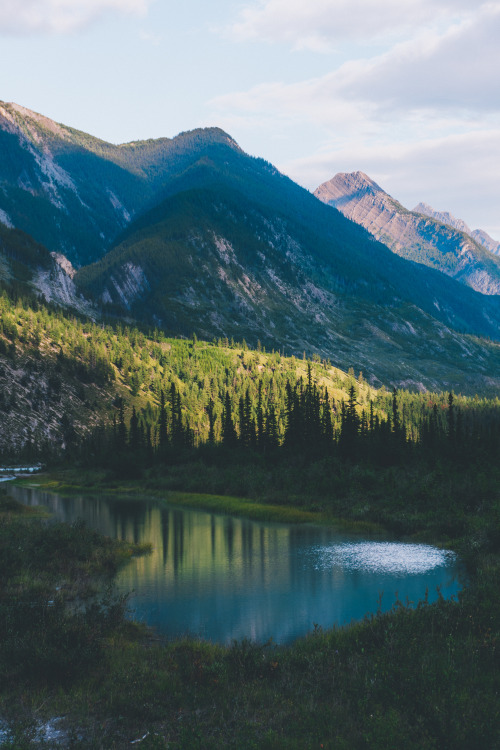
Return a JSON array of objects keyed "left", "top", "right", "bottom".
[
  {"left": 11, "top": 486, "right": 462, "bottom": 644},
  {"left": 306, "top": 542, "right": 456, "bottom": 574}
]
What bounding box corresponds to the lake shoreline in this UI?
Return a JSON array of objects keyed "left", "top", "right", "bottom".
[
  {"left": 2, "top": 460, "right": 499, "bottom": 748},
  {"left": 14, "top": 472, "right": 388, "bottom": 535},
  {"left": 12, "top": 469, "right": 441, "bottom": 544},
  {"left": 10, "top": 482, "right": 462, "bottom": 646}
]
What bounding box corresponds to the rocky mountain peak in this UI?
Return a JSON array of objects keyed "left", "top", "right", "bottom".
[
  {"left": 343, "top": 170, "right": 382, "bottom": 189},
  {"left": 471, "top": 229, "right": 500, "bottom": 257},
  {"left": 414, "top": 202, "right": 472, "bottom": 236},
  {"left": 315, "top": 171, "right": 384, "bottom": 206},
  {"left": 315, "top": 171, "right": 500, "bottom": 296}
]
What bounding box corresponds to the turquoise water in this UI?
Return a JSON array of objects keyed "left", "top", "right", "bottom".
[{"left": 12, "top": 486, "right": 463, "bottom": 644}]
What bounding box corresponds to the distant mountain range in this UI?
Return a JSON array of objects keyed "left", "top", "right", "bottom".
[
  {"left": 413, "top": 203, "right": 500, "bottom": 257},
  {"left": 1, "top": 102, "right": 500, "bottom": 394},
  {"left": 315, "top": 171, "right": 500, "bottom": 295}
]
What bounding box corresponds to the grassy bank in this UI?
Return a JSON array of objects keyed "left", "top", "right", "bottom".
[
  {"left": 2, "top": 456, "right": 500, "bottom": 749},
  {"left": 19, "top": 470, "right": 384, "bottom": 534},
  {"left": 21, "top": 449, "right": 500, "bottom": 546}
]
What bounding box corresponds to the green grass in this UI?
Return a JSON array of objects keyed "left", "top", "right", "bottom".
[
  {"left": 15, "top": 472, "right": 386, "bottom": 534},
  {"left": 2, "top": 564, "right": 499, "bottom": 749},
  {"left": 3, "top": 458, "right": 500, "bottom": 749},
  {"left": 0, "top": 488, "right": 150, "bottom": 689}
]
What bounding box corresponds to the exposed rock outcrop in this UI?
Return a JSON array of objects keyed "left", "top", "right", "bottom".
[{"left": 32, "top": 254, "right": 97, "bottom": 318}]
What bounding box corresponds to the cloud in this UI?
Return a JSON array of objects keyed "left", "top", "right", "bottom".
[
  {"left": 286, "top": 130, "right": 500, "bottom": 193},
  {"left": 0, "top": 0, "right": 151, "bottom": 35},
  {"left": 339, "top": 4, "right": 500, "bottom": 114},
  {"left": 212, "top": 3, "right": 500, "bottom": 238},
  {"left": 212, "top": 4, "right": 500, "bottom": 128},
  {"left": 283, "top": 130, "right": 500, "bottom": 238},
  {"left": 227, "top": 0, "right": 481, "bottom": 50}
]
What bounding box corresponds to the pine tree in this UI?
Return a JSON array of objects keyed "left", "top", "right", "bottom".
[
  {"left": 447, "top": 391, "right": 455, "bottom": 442},
  {"left": 222, "top": 391, "right": 237, "bottom": 448},
  {"left": 339, "top": 385, "right": 359, "bottom": 457},
  {"left": 321, "top": 387, "right": 334, "bottom": 445},
  {"left": 116, "top": 398, "right": 127, "bottom": 451},
  {"left": 243, "top": 388, "right": 255, "bottom": 447},
  {"left": 206, "top": 397, "right": 216, "bottom": 444},
  {"left": 145, "top": 423, "right": 153, "bottom": 460},
  {"left": 391, "top": 388, "right": 403, "bottom": 446},
  {"left": 239, "top": 395, "right": 246, "bottom": 446},
  {"left": 284, "top": 380, "right": 299, "bottom": 449},
  {"left": 173, "top": 390, "right": 184, "bottom": 447},
  {"left": 170, "top": 383, "right": 184, "bottom": 447},
  {"left": 159, "top": 390, "right": 168, "bottom": 451},
  {"left": 129, "top": 406, "right": 140, "bottom": 450},
  {"left": 256, "top": 380, "right": 264, "bottom": 450},
  {"left": 265, "top": 403, "right": 279, "bottom": 449}
]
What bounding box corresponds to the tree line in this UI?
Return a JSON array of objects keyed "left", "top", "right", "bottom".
[
  {"left": 77, "top": 363, "right": 500, "bottom": 475},
  {"left": 0, "top": 282, "right": 499, "bottom": 469}
]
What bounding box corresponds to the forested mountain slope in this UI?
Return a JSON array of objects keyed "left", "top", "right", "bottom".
[
  {"left": 0, "top": 283, "right": 369, "bottom": 457},
  {"left": 1, "top": 283, "right": 499, "bottom": 463},
  {"left": 0, "top": 101, "right": 243, "bottom": 265},
  {"left": 414, "top": 202, "right": 500, "bottom": 257},
  {"left": 75, "top": 179, "right": 500, "bottom": 391},
  {"left": 2, "top": 102, "right": 500, "bottom": 401}
]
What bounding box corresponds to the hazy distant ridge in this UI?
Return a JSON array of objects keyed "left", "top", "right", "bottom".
[{"left": 414, "top": 202, "right": 500, "bottom": 257}]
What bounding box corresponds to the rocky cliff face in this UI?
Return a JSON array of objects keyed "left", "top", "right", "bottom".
[
  {"left": 315, "top": 173, "right": 500, "bottom": 295},
  {"left": 32, "top": 254, "right": 97, "bottom": 318},
  {"left": 0, "top": 222, "right": 96, "bottom": 317},
  {"left": 414, "top": 202, "right": 500, "bottom": 257}
]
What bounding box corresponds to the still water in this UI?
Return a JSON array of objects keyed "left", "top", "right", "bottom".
[{"left": 11, "top": 486, "right": 462, "bottom": 644}]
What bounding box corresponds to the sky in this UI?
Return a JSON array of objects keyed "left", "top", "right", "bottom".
[{"left": 1, "top": 0, "right": 499, "bottom": 239}]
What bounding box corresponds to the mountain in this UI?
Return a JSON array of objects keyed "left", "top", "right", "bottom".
[
  {"left": 75, "top": 173, "right": 500, "bottom": 393},
  {"left": 471, "top": 229, "right": 500, "bottom": 257},
  {"left": 414, "top": 202, "right": 500, "bottom": 257},
  {"left": 0, "top": 101, "right": 241, "bottom": 266},
  {"left": 315, "top": 172, "right": 500, "bottom": 295},
  {"left": 2, "top": 102, "right": 500, "bottom": 394},
  {"left": 0, "top": 222, "right": 95, "bottom": 316}
]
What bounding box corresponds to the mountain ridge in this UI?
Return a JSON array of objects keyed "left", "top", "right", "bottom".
[
  {"left": 2, "top": 102, "right": 500, "bottom": 396},
  {"left": 315, "top": 172, "right": 500, "bottom": 295},
  {"left": 0, "top": 101, "right": 245, "bottom": 266},
  {"left": 75, "top": 179, "right": 500, "bottom": 392},
  {"left": 413, "top": 201, "right": 500, "bottom": 256}
]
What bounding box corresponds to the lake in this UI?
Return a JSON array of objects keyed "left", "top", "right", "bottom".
[{"left": 10, "top": 485, "right": 463, "bottom": 644}]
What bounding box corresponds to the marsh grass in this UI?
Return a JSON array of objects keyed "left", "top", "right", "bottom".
[
  {"left": 3, "top": 459, "right": 500, "bottom": 748},
  {"left": 5, "top": 569, "right": 498, "bottom": 749},
  {"left": 0, "top": 489, "right": 150, "bottom": 690},
  {"left": 17, "top": 472, "right": 386, "bottom": 533}
]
